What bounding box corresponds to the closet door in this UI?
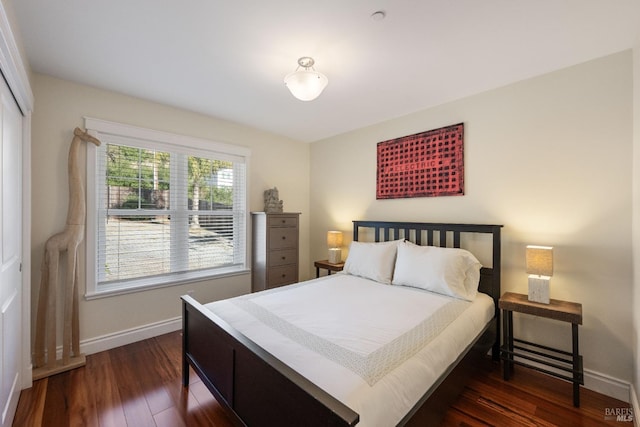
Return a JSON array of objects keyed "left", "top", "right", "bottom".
[{"left": 0, "top": 73, "right": 24, "bottom": 427}]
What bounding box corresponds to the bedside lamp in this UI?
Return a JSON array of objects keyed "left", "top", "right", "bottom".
[
  {"left": 327, "top": 231, "right": 343, "bottom": 264},
  {"left": 526, "top": 245, "right": 553, "bottom": 304}
]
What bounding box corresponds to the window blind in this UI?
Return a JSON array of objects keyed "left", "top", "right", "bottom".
[{"left": 90, "top": 127, "right": 247, "bottom": 293}]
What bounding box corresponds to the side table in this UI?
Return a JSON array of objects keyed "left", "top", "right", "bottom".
[
  {"left": 499, "top": 292, "right": 584, "bottom": 407},
  {"left": 314, "top": 260, "right": 344, "bottom": 278}
]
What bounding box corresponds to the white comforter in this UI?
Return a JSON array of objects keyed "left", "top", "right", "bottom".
[{"left": 206, "top": 274, "right": 494, "bottom": 427}]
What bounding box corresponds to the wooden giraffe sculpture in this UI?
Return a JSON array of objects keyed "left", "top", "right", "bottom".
[{"left": 34, "top": 127, "right": 101, "bottom": 377}]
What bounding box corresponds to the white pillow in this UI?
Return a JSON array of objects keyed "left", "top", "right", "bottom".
[
  {"left": 342, "top": 240, "right": 401, "bottom": 284},
  {"left": 391, "top": 241, "right": 481, "bottom": 301}
]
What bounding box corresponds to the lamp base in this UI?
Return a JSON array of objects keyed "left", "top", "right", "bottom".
[
  {"left": 528, "top": 276, "right": 550, "bottom": 304},
  {"left": 328, "top": 248, "right": 342, "bottom": 264}
]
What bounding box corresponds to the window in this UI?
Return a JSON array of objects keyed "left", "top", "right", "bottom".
[{"left": 85, "top": 118, "right": 250, "bottom": 298}]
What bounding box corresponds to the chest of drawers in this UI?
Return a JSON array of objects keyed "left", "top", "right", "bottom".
[{"left": 251, "top": 212, "right": 300, "bottom": 292}]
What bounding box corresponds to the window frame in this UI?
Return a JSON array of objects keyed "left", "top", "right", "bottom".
[{"left": 84, "top": 117, "right": 251, "bottom": 299}]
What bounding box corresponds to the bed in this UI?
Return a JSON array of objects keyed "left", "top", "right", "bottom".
[{"left": 181, "top": 221, "right": 502, "bottom": 426}]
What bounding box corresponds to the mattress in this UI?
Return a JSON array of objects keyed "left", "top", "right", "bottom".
[{"left": 206, "top": 273, "right": 494, "bottom": 427}]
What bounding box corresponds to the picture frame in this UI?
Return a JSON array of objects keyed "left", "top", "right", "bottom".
[{"left": 376, "top": 123, "right": 464, "bottom": 199}]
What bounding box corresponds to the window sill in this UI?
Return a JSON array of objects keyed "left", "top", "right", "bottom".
[{"left": 85, "top": 267, "right": 250, "bottom": 300}]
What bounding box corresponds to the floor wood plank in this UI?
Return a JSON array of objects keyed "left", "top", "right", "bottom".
[
  {"left": 41, "top": 370, "right": 70, "bottom": 426},
  {"left": 67, "top": 365, "right": 99, "bottom": 427},
  {"left": 13, "top": 331, "right": 632, "bottom": 426},
  {"left": 109, "top": 342, "right": 157, "bottom": 427},
  {"left": 12, "top": 377, "right": 47, "bottom": 426},
  {"left": 86, "top": 350, "right": 127, "bottom": 427},
  {"left": 154, "top": 406, "right": 187, "bottom": 427}
]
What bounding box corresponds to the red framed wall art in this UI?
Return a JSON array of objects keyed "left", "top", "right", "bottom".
[{"left": 376, "top": 123, "right": 464, "bottom": 199}]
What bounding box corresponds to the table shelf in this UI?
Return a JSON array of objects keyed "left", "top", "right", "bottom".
[{"left": 499, "top": 292, "right": 584, "bottom": 407}]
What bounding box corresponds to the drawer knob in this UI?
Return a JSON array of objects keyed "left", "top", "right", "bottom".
[
  {"left": 281, "top": 256, "right": 286, "bottom": 260},
  {"left": 281, "top": 274, "right": 286, "bottom": 278},
  {"left": 282, "top": 236, "right": 286, "bottom": 240}
]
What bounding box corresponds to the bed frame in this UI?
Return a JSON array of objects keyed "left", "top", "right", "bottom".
[{"left": 182, "top": 221, "right": 502, "bottom": 426}]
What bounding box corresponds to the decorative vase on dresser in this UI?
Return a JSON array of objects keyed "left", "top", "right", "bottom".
[{"left": 251, "top": 212, "right": 300, "bottom": 292}]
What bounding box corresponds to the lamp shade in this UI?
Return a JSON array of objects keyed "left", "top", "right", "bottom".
[
  {"left": 526, "top": 245, "right": 553, "bottom": 277},
  {"left": 326, "top": 231, "right": 343, "bottom": 248},
  {"left": 284, "top": 57, "right": 328, "bottom": 101}
]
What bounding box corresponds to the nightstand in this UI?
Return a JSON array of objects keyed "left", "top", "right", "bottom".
[
  {"left": 314, "top": 260, "right": 344, "bottom": 278},
  {"left": 499, "top": 292, "right": 584, "bottom": 407}
]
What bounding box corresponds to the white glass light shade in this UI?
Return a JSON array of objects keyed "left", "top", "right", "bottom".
[
  {"left": 284, "top": 57, "right": 328, "bottom": 101},
  {"left": 284, "top": 70, "right": 328, "bottom": 101}
]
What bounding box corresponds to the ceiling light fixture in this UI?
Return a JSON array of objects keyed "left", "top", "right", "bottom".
[{"left": 284, "top": 57, "right": 328, "bottom": 101}]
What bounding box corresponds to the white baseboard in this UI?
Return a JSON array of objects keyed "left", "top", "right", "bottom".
[
  {"left": 78, "top": 316, "right": 181, "bottom": 356},
  {"left": 584, "top": 368, "right": 631, "bottom": 403},
  {"left": 629, "top": 385, "right": 639, "bottom": 426}
]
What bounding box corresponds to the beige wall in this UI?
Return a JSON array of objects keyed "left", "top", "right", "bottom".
[
  {"left": 31, "top": 73, "right": 310, "bottom": 345},
  {"left": 311, "top": 51, "right": 634, "bottom": 393}
]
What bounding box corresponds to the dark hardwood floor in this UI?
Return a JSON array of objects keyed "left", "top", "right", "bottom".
[{"left": 14, "top": 331, "right": 631, "bottom": 426}]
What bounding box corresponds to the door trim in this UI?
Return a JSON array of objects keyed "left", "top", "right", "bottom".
[
  {"left": 0, "top": 0, "right": 34, "bottom": 396},
  {"left": 0, "top": 3, "right": 34, "bottom": 114}
]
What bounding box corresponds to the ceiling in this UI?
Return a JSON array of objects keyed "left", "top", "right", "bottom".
[{"left": 11, "top": 0, "right": 640, "bottom": 143}]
